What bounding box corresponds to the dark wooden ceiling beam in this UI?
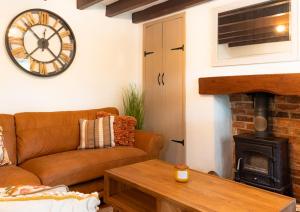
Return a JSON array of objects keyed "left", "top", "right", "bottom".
[
  {"left": 106, "top": 0, "right": 159, "bottom": 17},
  {"left": 77, "top": 0, "right": 103, "bottom": 10},
  {"left": 132, "top": 0, "right": 211, "bottom": 24}
]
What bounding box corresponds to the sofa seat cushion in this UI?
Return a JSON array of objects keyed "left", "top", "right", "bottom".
[
  {"left": 20, "top": 147, "right": 149, "bottom": 186},
  {"left": 0, "top": 166, "right": 41, "bottom": 187}
]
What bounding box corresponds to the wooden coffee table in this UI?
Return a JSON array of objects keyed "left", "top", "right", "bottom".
[{"left": 104, "top": 160, "right": 296, "bottom": 212}]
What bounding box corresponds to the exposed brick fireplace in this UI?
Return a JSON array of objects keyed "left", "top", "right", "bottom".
[{"left": 230, "top": 94, "right": 300, "bottom": 200}]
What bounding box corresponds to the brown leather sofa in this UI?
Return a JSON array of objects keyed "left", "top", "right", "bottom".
[{"left": 0, "top": 107, "right": 163, "bottom": 194}]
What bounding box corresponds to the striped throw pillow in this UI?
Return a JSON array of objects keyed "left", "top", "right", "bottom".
[
  {"left": 78, "top": 116, "right": 115, "bottom": 150},
  {"left": 0, "top": 126, "right": 11, "bottom": 166}
]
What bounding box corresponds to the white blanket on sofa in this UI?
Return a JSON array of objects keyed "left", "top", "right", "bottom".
[{"left": 0, "top": 186, "right": 100, "bottom": 212}]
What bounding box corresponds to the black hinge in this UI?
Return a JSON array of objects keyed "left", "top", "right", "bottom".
[
  {"left": 171, "top": 44, "right": 184, "bottom": 51},
  {"left": 171, "top": 139, "right": 185, "bottom": 146},
  {"left": 144, "top": 51, "right": 154, "bottom": 57}
]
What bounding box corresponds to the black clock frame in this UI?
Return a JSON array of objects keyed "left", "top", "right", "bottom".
[{"left": 5, "top": 8, "right": 76, "bottom": 77}]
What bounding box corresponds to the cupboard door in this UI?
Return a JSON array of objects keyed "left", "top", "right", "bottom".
[
  {"left": 143, "top": 23, "right": 164, "bottom": 133},
  {"left": 162, "top": 17, "right": 185, "bottom": 164}
]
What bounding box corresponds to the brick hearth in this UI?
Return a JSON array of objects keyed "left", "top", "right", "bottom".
[{"left": 230, "top": 94, "right": 300, "bottom": 201}]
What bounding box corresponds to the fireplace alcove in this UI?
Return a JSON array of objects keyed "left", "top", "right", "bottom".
[{"left": 199, "top": 73, "right": 300, "bottom": 200}]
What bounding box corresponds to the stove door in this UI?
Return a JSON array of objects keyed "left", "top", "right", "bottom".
[
  {"left": 243, "top": 151, "right": 269, "bottom": 174},
  {"left": 236, "top": 143, "right": 274, "bottom": 187}
]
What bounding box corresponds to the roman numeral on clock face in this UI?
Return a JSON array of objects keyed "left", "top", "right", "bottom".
[
  {"left": 11, "top": 47, "right": 27, "bottom": 58},
  {"left": 62, "top": 43, "right": 74, "bottom": 51},
  {"left": 13, "top": 24, "right": 27, "bottom": 33},
  {"left": 59, "top": 30, "right": 70, "bottom": 38},
  {"left": 52, "top": 61, "right": 59, "bottom": 72},
  {"left": 8, "top": 37, "right": 23, "bottom": 46},
  {"left": 52, "top": 19, "right": 60, "bottom": 29},
  {"left": 59, "top": 53, "right": 71, "bottom": 64},
  {"left": 30, "top": 58, "right": 37, "bottom": 72},
  {"left": 23, "top": 13, "right": 36, "bottom": 26},
  {"left": 39, "top": 12, "right": 49, "bottom": 25},
  {"left": 39, "top": 63, "right": 48, "bottom": 75}
]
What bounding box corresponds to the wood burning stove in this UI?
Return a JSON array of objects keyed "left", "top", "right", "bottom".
[
  {"left": 234, "top": 93, "right": 291, "bottom": 195},
  {"left": 234, "top": 134, "right": 291, "bottom": 194}
]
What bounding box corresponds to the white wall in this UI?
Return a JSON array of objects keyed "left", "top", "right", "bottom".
[
  {"left": 185, "top": 0, "right": 300, "bottom": 177},
  {"left": 0, "top": 0, "right": 141, "bottom": 114}
]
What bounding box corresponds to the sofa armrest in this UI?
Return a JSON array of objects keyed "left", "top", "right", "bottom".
[{"left": 134, "top": 130, "right": 164, "bottom": 159}]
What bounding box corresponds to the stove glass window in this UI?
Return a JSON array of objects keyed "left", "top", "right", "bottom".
[{"left": 244, "top": 152, "right": 268, "bottom": 175}]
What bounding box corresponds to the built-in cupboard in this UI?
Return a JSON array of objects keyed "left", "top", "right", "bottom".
[{"left": 143, "top": 13, "right": 185, "bottom": 164}]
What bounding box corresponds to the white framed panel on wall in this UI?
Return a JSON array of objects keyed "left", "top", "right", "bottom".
[{"left": 212, "top": 0, "right": 299, "bottom": 67}]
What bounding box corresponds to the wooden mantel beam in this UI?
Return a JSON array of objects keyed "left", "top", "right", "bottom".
[
  {"left": 132, "top": 0, "right": 210, "bottom": 23},
  {"left": 77, "top": 0, "right": 103, "bottom": 10},
  {"left": 106, "top": 0, "right": 159, "bottom": 17},
  {"left": 199, "top": 74, "right": 300, "bottom": 96}
]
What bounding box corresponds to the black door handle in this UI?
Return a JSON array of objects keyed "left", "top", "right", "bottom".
[
  {"left": 157, "top": 73, "right": 161, "bottom": 86},
  {"left": 171, "top": 139, "right": 184, "bottom": 146},
  {"left": 144, "top": 51, "right": 154, "bottom": 57},
  {"left": 171, "top": 44, "right": 184, "bottom": 51},
  {"left": 162, "top": 73, "right": 165, "bottom": 86}
]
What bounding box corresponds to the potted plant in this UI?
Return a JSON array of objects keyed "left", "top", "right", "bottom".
[{"left": 123, "top": 85, "right": 144, "bottom": 130}]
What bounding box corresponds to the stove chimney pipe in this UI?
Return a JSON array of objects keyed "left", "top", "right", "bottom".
[{"left": 253, "top": 93, "right": 270, "bottom": 137}]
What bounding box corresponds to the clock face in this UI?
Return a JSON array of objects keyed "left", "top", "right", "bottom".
[{"left": 5, "top": 9, "right": 76, "bottom": 77}]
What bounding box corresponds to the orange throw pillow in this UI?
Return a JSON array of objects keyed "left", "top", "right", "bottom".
[{"left": 96, "top": 112, "right": 136, "bottom": 146}]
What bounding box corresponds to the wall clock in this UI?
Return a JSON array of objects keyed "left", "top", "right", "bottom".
[{"left": 5, "top": 9, "right": 76, "bottom": 77}]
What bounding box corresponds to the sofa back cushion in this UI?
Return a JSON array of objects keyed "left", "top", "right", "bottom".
[
  {"left": 15, "top": 108, "right": 119, "bottom": 163},
  {"left": 0, "top": 115, "right": 17, "bottom": 165}
]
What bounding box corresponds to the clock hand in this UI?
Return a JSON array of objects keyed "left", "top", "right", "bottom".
[
  {"left": 43, "top": 29, "right": 47, "bottom": 39},
  {"left": 42, "top": 29, "right": 47, "bottom": 52},
  {"left": 21, "top": 20, "right": 41, "bottom": 40},
  {"left": 29, "top": 27, "right": 42, "bottom": 40}
]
